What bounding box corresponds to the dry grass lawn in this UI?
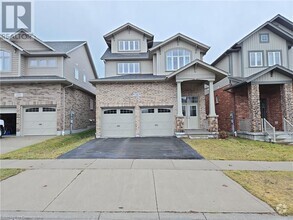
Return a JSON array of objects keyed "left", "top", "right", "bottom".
[
  {"left": 0, "top": 169, "right": 24, "bottom": 181},
  {"left": 225, "top": 171, "right": 293, "bottom": 215},
  {"left": 0, "top": 129, "right": 95, "bottom": 159},
  {"left": 185, "top": 138, "right": 293, "bottom": 161}
]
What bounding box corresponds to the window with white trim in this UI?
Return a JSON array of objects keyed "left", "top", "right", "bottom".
[
  {"left": 268, "top": 51, "right": 281, "bottom": 66},
  {"left": 74, "top": 67, "right": 79, "bottom": 80},
  {"left": 249, "top": 51, "right": 263, "bottom": 67},
  {"left": 166, "top": 49, "right": 191, "bottom": 71},
  {"left": 0, "top": 50, "right": 11, "bottom": 72},
  {"left": 118, "top": 63, "right": 140, "bottom": 74},
  {"left": 118, "top": 40, "right": 140, "bottom": 51},
  {"left": 28, "top": 58, "right": 57, "bottom": 68}
]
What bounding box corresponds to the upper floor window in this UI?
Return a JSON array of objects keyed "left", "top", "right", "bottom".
[
  {"left": 249, "top": 51, "right": 263, "bottom": 67},
  {"left": 28, "top": 58, "right": 57, "bottom": 68},
  {"left": 118, "top": 40, "right": 140, "bottom": 51},
  {"left": 166, "top": 49, "right": 191, "bottom": 71},
  {"left": 118, "top": 63, "right": 140, "bottom": 74},
  {"left": 0, "top": 50, "right": 11, "bottom": 72},
  {"left": 259, "top": 33, "right": 269, "bottom": 43},
  {"left": 74, "top": 67, "right": 79, "bottom": 80},
  {"left": 268, "top": 51, "right": 281, "bottom": 66}
]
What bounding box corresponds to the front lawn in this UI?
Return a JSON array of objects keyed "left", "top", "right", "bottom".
[
  {"left": 0, "top": 129, "right": 95, "bottom": 159},
  {"left": 225, "top": 171, "right": 293, "bottom": 215},
  {"left": 185, "top": 138, "right": 293, "bottom": 161},
  {"left": 0, "top": 169, "right": 24, "bottom": 181}
]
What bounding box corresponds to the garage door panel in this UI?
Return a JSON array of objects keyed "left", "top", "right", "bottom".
[
  {"left": 140, "top": 108, "right": 173, "bottom": 137},
  {"left": 23, "top": 107, "right": 56, "bottom": 136},
  {"left": 101, "top": 108, "right": 135, "bottom": 138}
]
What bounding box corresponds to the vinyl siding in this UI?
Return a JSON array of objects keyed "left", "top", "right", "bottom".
[
  {"left": 288, "top": 47, "right": 293, "bottom": 71},
  {"left": 105, "top": 60, "right": 153, "bottom": 77},
  {"left": 214, "top": 55, "right": 229, "bottom": 73},
  {"left": 232, "top": 52, "right": 241, "bottom": 77},
  {"left": 24, "top": 57, "right": 63, "bottom": 76},
  {"left": 254, "top": 71, "right": 292, "bottom": 83},
  {"left": 63, "top": 45, "right": 96, "bottom": 94},
  {"left": 154, "top": 39, "right": 203, "bottom": 75},
  {"left": 11, "top": 38, "right": 50, "bottom": 51},
  {"left": 176, "top": 66, "right": 215, "bottom": 81},
  {"left": 111, "top": 30, "right": 148, "bottom": 53},
  {"left": 0, "top": 40, "right": 19, "bottom": 77},
  {"left": 242, "top": 28, "right": 288, "bottom": 77}
]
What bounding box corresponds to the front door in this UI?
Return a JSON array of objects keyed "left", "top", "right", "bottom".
[
  {"left": 182, "top": 97, "right": 199, "bottom": 129},
  {"left": 260, "top": 99, "right": 267, "bottom": 119}
]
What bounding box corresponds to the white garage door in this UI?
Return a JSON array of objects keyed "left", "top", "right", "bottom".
[
  {"left": 23, "top": 107, "right": 57, "bottom": 135},
  {"left": 140, "top": 107, "right": 174, "bottom": 137},
  {"left": 101, "top": 108, "right": 135, "bottom": 138}
]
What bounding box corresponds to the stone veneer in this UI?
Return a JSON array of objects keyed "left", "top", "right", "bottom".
[
  {"left": 95, "top": 80, "right": 210, "bottom": 137},
  {"left": 281, "top": 83, "right": 293, "bottom": 125},
  {"left": 0, "top": 83, "right": 95, "bottom": 135},
  {"left": 248, "top": 84, "right": 262, "bottom": 132}
]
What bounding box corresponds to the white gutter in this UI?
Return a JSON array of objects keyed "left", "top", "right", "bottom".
[{"left": 62, "top": 84, "right": 73, "bottom": 136}]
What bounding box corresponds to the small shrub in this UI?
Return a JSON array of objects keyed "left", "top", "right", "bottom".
[{"left": 219, "top": 131, "right": 229, "bottom": 139}]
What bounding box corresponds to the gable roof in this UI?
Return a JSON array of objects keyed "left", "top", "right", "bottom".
[
  {"left": 166, "top": 59, "right": 227, "bottom": 83},
  {"left": 226, "top": 65, "right": 293, "bottom": 89},
  {"left": 44, "top": 41, "right": 86, "bottom": 53},
  {"left": 212, "top": 15, "right": 293, "bottom": 66},
  {"left": 10, "top": 29, "right": 56, "bottom": 51},
  {"left": 104, "top": 23, "right": 154, "bottom": 48},
  {"left": 270, "top": 14, "right": 293, "bottom": 33},
  {"left": 149, "top": 33, "right": 210, "bottom": 54},
  {"left": 0, "top": 35, "right": 24, "bottom": 51}
]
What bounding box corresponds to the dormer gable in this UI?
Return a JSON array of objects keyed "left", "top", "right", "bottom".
[
  {"left": 10, "top": 29, "right": 55, "bottom": 51},
  {"left": 103, "top": 23, "right": 154, "bottom": 53}
]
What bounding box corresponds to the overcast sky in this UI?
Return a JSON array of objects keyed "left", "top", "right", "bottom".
[{"left": 34, "top": 0, "right": 293, "bottom": 78}]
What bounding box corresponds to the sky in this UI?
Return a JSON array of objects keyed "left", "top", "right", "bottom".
[{"left": 33, "top": 0, "right": 293, "bottom": 78}]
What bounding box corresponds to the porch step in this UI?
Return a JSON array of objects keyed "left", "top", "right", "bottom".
[{"left": 275, "top": 133, "right": 293, "bottom": 145}]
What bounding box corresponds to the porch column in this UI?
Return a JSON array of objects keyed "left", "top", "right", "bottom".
[
  {"left": 208, "top": 80, "right": 216, "bottom": 117},
  {"left": 248, "top": 83, "right": 262, "bottom": 132},
  {"left": 177, "top": 81, "right": 183, "bottom": 116},
  {"left": 207, "top": 80, "right": 218, "bottom": 132},
  {"left": 281, "top": 83, "right": 293, "bottom": 125},
  {"left": 176, "top": 81, "right": 184, "bottom": 132}
]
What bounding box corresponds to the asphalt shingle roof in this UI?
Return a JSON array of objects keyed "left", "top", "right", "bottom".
[{"left": 44, "top": 41, "right": 85, "bottom": 53}]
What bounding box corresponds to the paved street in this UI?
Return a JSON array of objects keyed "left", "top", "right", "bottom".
[{"left": 1, "top": 159, "right": 292, "bottom": 219}]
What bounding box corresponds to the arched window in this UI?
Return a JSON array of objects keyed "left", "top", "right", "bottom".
[
  {"left": 166, "top": 49, "right": 191, "bottom": 71},
  {"left": 0, "top": 50, "right": 11, "bottom": 72}
]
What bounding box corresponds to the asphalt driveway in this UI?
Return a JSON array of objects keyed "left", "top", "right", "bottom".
[{"left": 59, "top": 137, "right": 203, "bottom": 159}]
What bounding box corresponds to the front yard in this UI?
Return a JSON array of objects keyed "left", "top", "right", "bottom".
[
  {"left": 225, "top": 171, "right": 293, "bottom": 215},
  {"left": 0, "top": 169, "right": 24, "bottom": 181},
  {"left": 185, "top": 138, "right": 293, "bottom": 161},
  {"left": 0, "top": 129, "right": 95, "bottom": 159}
]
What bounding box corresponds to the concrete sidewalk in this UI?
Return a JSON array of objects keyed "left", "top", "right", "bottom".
[
  {"left": 1, "top": 159, "right": 292, "bottom": 219},
  {"left": 1, "top": 159, "right": 292, "bottom": 171}
]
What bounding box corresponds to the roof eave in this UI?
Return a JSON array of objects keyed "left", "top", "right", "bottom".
[{"left": 90, "top": 78, "right": 166, "bottom": 84}]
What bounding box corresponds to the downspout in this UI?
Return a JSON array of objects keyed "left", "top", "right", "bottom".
[{"left": 62, "top": 84, "right": 73, "bottom": 136}]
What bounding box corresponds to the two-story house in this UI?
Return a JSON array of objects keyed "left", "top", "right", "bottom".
[
  {"left": 0, "top": 29, "right": 98, "bottom": 136},
  {"left": 91, "top": 23, "right": 227, "bottom": 138},
  {"left": 210, "top": 14, "right": 293, "bottom": 142}
]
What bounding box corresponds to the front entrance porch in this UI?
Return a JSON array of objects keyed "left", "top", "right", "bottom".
[
  {"left": 166, "top": 60, "right": 227, "bottom": 138},
  {"left": 236, "top": 83, "right": 293, "bottom": 143}
]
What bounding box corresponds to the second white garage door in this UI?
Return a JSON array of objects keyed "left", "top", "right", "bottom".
[
  {"left": 101, "top": 108, "right": 135, "bottom": 138},
  {"left": 140, "top": 107, "right": 174, "bottom": 137},
  {"left": 23, "top": 107, "right": 57, "bottom": 135}
]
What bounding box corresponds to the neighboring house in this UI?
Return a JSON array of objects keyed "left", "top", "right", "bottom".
[
  {"left": 0, "top": 29, "right": 98, "bottom": 136},
  {"left": 90, "top": 23, "right": 226, "bottom": 138},
  {"left": 209, "top": 14, "right": 293, "bottom": 142}
]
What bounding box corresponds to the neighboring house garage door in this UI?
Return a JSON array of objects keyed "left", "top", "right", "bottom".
[
  {"left": 0, "top": 107, "right": 17, "bottom": 135},
  {"left": 101, "top": 108, "right": 135, "bottom": 138},
  {"left": 140, "top": 107, "right": 173, "bottom": 137},
  {"left": 23, "top": 107, "right": 57, "bottom": 135}
]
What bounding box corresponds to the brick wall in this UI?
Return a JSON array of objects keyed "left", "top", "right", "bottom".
[
  {"left": 206, "top": 85, "right": 234, "bottom": 131},
  {"left": 0, "top": 83, "right": 95, "bottom": 135},
  {"left": 260, "top": 84, "right": 283, "bottom": 131},
  {"left": 95, "top": 81, "right": 177, "bottom": 137}
]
